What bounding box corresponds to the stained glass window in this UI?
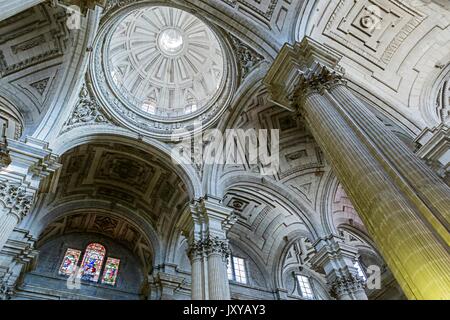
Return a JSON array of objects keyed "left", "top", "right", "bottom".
[
  {"left": 78, "top": 243, "right": 106, "bottom": 283},
  {"left": 101, "top": 257, "right": 120, "bottom": 285},
  {"left": 59, "top": 248, "right": 81, "bottom": 276}
]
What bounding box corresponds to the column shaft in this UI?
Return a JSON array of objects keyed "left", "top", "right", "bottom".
[
  {"left": 303, "top": 91, "right": 450, "bottom": 299},
  {"left": 0, "top": 213, "right": 19, "bottom": 251},
  {"left": 190, "top": 256, "right": 204, "bottom": 300},
  {"left": 328, "top": 85, "right": 450, "bottom": 242},
  {"left": 207, "top": 253, "right": 230, "bottom": 300}
]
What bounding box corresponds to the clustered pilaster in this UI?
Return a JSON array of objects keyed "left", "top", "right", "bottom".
[{"left": 185, "top": 196, "right": 235, "bottom": 300}]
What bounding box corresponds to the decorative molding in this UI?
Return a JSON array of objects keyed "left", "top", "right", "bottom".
[
  {"left": 29, "top": 77, "right": 50, "bottom": 96},
  {"left": 0, "top": 181, "right": 33, "bottom": 220},
  {"left": 0, "top": 282, "right": 14, "bottom": 300},
  {"left": 61, "top": 82, "right": 113, "bottom": 133},
  {"left": 330, "top": 273, "right": 366, "bottom": 298},
  {"left": 188, "top": 235, "right": 231, "bottom": 261},
  {"left": 229, "top": 34, "right": 264, "bottom": 80},
  {"left": 222, "top": 0, "right": 278, "bottom": 21}
]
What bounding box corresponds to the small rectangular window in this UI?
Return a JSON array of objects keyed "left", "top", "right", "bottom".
[
  {"left": 233, "top": 257, "right": 247, "bottom": 284},
  {"left": 297, "top": 275, "right": 314, "bottom": 299}
]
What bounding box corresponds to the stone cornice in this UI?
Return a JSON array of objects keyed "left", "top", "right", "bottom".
[{"left": 263, "top": 37, "right": 343, "bottom": 112}]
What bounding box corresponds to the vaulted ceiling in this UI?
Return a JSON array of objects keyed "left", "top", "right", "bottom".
[{"left": 34, "top": 141, "right": 190, "bottom": 255}]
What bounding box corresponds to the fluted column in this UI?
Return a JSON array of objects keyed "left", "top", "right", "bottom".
[
  {"left": 206, "top": 238, "right": 230, "bottom": 300},
  {"left": 326, "top": 84, "right": 450, "bottom": 242},
  {"left": 264, "top": 37, "right": 450, "bottom": 299},
  {"left": 186, "top": 196, "right": 235, "bottom": 300},
  {"left": 311, "top": 235, "right": 367, "bottom": 300},
  {"left": 189, "top": 252, "right": 205, "bottom": 300}
]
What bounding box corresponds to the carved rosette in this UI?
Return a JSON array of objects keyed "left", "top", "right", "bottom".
[
  {"left": 0, "top": 181, "right": 34, "bottom": 220},
  {"left": 330, "top": 273, "right": 366, "bottom": 298},
  {"left": 188, "top": 236, "right": 230, "bottom": 261}
]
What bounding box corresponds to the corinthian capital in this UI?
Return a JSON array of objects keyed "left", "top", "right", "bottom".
[
  {"left": 187, "top": 236, "right": 230, "bottom": 261},
  {"left": 330, "top": 273, "right": 366, "bottom": 298},
  {"left": 290, "top": 63, "right": 345, "bottom": 111},
  {"left": 0, "top": 181, "right": 34, "bottom": 220},
  {"left": 264, "top": 37, "right": 343, "bottom": 111}
]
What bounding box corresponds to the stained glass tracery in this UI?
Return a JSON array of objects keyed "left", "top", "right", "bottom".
[
  {"left": 78, "top": 243, "right": 106, "bottom": 282},
  {"left": 59, "top": 248, "right": 81, "bottom": 275},
  {"left": 102, "top": 257, "right": 120, "bottom": 285}
]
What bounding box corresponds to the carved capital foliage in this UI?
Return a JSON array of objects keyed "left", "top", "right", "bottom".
[
  {"left": 188, "top": 236, "right": 230, "bottom": 261},
  {"left": 0, "top": 181, "right": 33, "bottom": 220},
  {"left": 330, "top": 273, "right": 365, "bottom": 298},
  {"left": 0, "top": 282, "right": 14, "bottom": 300},
  {"left": 291, "top": 64, "right": 345, "bottom": 110}
]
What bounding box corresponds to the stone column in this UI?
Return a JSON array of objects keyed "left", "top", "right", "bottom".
[
  {"left": 311, "top": 235, "right": 367, "bottom": 300},
  {"left": 186, "top": 196, "right": 236, "bottom": 300},
  {"left": 264, "top": 37, "right": 450, "bottom": 300},
  {"left": 0, "top": 138, "right": 59, "bottom": 252},
  {"left": 326, "top": 84, "right": 450, "bottom": 241}
]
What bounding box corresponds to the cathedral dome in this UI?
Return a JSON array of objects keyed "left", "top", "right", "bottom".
[
  {"left": 107, "top": 6, "right": 224, "bottom": 118},
  {"left": 90, "top": 4, "right": 234, "bottom": 138}
]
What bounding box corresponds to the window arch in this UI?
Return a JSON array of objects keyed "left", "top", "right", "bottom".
[
  {"left": 79, "top": 243, "right": 106, "bottom": 282},
  {"left": 59, "top": 242, "right": 121, "bottom": 286}
]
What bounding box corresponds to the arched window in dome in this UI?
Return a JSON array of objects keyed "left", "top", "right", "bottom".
[
  {"left": 79, "top": 243, "right": 106, "bottom": 282},
  {"left": 184, "top": 90, "right": 198, "bottom": 114}
]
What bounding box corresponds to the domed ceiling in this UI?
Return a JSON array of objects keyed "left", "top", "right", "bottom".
[
  {"left": 107, "top": 6, "right": 224, "bottom": 118},
  {"left": 91, "top": 4, "right": 234, "bottom": 138}
]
